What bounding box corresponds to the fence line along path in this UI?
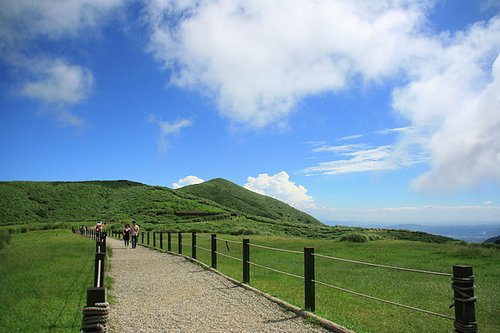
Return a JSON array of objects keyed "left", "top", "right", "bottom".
[{"left": 107, "top": 238, "right": 329, "bottom": 333}]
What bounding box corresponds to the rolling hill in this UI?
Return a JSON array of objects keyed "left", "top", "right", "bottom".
[
  {"left": 0, "top": 179, "right": 457, "bottom": 243},
  {"left": 175, "top": 178, "right": 322, "bottom": 225}
]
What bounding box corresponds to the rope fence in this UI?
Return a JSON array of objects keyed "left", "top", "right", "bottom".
[
  {"left": 313, "top": 253, "right": 452, "bottom": 277},
  {"left": 215, "top": 251, "right": 243, "bottom": 262},
  {"left": 249, "top": 261, "right": 303, "bottom": 280},
  {"left": 313, "top": 279, "right": 454, "bottom": 320},
  {"left": 249, "top": 243, "right": 303, "bottom": 254},
  {"left": 108, "top": 230, "right": 477, "bottom": 333},
  {"left": 77, "top": 230, "right": 110, "bottom": 333}
]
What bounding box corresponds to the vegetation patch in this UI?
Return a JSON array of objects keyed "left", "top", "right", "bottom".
[
  {"left": 0, "top": 230, "right": 95, "bottom": 332},
  {"left": 339, "top": 232, "right": 370, "bottom": 243},
  {"left": 0, "top": 229, "right": 10, "bottom": 249}
]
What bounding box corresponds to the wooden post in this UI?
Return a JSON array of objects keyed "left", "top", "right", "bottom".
[
  {"left": 243, "top": 239, "right": 250, "bottom": 284},
  {"left": 192, "top": 232, "right": 197, "bottom": 259},
  {"left": 304, "top": 247, "right": 315, "bottom": 312},
  {"left": 453, "top": 265, "right": 477, "bottom": 333},
  {"left": 153, "top": 232, "right": 156, "bottom": 248},
  {"left": 94, "top": 252, "right": 105, "bottom": 288},
  {"left": 147, "top": 232, "right": 150, "bottom": 246},
  {"left": 141, "top": 231, "right": 144, "bottom": 244},
  {"left": 211, "top": 234, "right": 217, "bottom": 269},
  {"left": 101, "top": 232, "right": 106, "bottom": 252},
  {"left": 167, "top": 232, "right": 172, "bottom": 252},
  {"left": 86, "top": 287, "right": 105, "bottom": 307},
  {"left": 160, "top": 231, "right": 163, "bottom": 250},
  {"left": 178, "top": 232, "right": 182, "bottom": 254}
]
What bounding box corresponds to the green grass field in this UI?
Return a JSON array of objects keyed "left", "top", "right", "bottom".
[
  {"left": 0, "top": 230, "right": 95, "bottom": 332},
  {"left": 141, "top": 233, "right": 500, "bottom": 333}
]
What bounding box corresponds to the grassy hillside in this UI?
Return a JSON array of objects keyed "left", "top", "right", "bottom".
[
  {"left": 0, "top": 180, "right": 229, "bottom": 226},
  {"left": 0, "top": 180, "right": 457, "bottom": 243},
  {"left": 176, "top": 178, "right": 322, "bottom": 225}
]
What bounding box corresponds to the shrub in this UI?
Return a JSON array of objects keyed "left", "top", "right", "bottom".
[
  {"left": 339, "top": 233, "right": 370, "bottom": 243},
  {"left": 368, "top": 234, "right": 385, "bottom": 241}
]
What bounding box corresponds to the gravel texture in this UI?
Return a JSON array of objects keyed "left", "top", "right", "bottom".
[{"left": 107, "top": 238, "right": 329, "bottom": 333}]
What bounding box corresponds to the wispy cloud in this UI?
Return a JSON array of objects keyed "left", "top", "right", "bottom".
[
  {"left": 338, "top": 134, "right": 364, "bottom": 141},
  {"left": 304, "top": 145, "right": 395, "bottom": 176},
  {"left": 149, "top": 115, "right": 192, "bottom": 151},
  {"left": 0, "top": 0, "right": 127, "bottom": 126},
  {"left": 375, "top": 127, "right": 413, "bottom": 135}
]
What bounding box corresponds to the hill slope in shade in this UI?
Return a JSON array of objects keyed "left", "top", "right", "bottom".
[{"left": 175, "top": 178, "right": 322, "bottom": 225}]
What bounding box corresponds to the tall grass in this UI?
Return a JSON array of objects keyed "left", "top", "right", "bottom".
[
  {"left": 147, "top": 234, "right": 500, "bottom": 333},
  {"left": 0, "top": 230, "right": 95, "bottom": 332}
]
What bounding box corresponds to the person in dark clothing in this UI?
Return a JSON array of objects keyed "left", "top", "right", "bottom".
[{"left": 123, "top": 224, "right": 131, "bottom": 248}]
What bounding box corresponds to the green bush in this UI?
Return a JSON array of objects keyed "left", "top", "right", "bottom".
[
  {"left": 339, "top": 232, "right": 370, "bottom": 243},
  {"left": 0, "top": 229, "right": 11, "bottom": 249}
]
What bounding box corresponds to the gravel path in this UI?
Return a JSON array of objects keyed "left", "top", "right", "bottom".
[{"left": 107, "top": 238, "right": 329, "bottom": 333}]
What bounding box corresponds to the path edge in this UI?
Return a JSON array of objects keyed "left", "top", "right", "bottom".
[{"left": 140, "top": 244, "right": 355, "bottom": 333}]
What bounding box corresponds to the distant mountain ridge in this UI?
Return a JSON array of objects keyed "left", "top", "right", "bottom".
[{"left": 175, "top": 178, "right": 322, "bottom": 226}]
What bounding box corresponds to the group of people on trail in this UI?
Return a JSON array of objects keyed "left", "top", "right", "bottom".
[{"left": 122, "top": 221, "right": 140, "bottom": 249}]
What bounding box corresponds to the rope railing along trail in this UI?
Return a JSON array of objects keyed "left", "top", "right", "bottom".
[
  {"left": 105, "top": 237, "right": 329, "bottom": 333},
  {"left": 313, "top": 253, "right": 452, "bottom": 277},
  {"left": 79, "top": 231, "right": 109, "bottom": 333},
  {"left": 110, "top": 231, "right": 478, "bottom": 333}
]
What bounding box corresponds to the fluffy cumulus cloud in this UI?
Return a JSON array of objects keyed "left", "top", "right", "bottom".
[
  {"left": 244, "top": 171, "right": 314, "bottom": 209},
  {"left": 144, "top": 0, "right": 500, "bottom": 190},
  {"left": 0, "top": 0, "right": 126, "bottom": 126},
  {"left": 144, "top": 0, "right": 431, "bottom": 128},
  {"left": 172, "top": 175, "right": 204, "bottom": 189}
]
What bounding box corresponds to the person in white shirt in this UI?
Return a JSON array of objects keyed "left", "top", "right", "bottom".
[{"left": 131, "top": 221, "right": 140, "bottom": 249}]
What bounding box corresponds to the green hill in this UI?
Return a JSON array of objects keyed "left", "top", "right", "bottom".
[
  {"left": 0, "top": 179, "right": 457, "bottom": 243},
  {"left": 0, "top": 180, "right": 228, "bottom": 225},
  {"left": 175, "top": 178, "right": 322, "bottom": 225}
]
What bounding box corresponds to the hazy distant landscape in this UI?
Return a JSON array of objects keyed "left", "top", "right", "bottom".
[{"left": 332, "top": 222, "right": 500, "bottom": 243}]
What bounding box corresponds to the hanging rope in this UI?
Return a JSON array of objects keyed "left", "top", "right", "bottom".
[{"left": 81, "top": 302, "right": 110, "bottom": 333}]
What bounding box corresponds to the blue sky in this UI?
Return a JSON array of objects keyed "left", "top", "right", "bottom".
[{"left": 1, "top": 0, "right": 500, "bottom": 226}]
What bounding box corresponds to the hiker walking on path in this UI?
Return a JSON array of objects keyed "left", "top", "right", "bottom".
[
  {"left": 122, "top": 224, "right": 131, "bottom": 248},
  {"left": 130, "top": 221, "right": 139, "bottom": 249}
]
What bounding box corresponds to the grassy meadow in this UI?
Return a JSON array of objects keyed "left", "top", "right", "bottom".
[
  {"left": 0, "top": 230, "right": 95, "bottom": 332},
  {"left": 140, "top": 232, "right": 500, "bottom": 333}
]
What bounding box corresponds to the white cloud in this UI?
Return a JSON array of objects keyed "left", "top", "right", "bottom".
[
  {"left": 393, "top": 21, "right": 500, "bottom": 191},
  {"left": 244, "top": 171, "right": 314, "bottom": 209},
  {"left": 144, "top": 1, "right": 500, "bottom": 190},
  {"left": 144, "top": 0, "right": 431, "bottom": 128},
  {"left": 172, "top": 175, "right": 204, "bottom": 189},
  {"left": 304, "top": 145, "right": 396, "bottom": 176},
  {"left": 22, "top": 59, "right": 94, "bottom": 105},
  {"left": 0, "top": 0, "right": 125, "bottom": 44},
  {"left": 338, "top": 134, "right": 364, "bottom": 141},
  {"left": 0, "top": 0, "right": 126, "bottom": 126},
  {"left": 375, "top": 127, "right": 413, "bottom": 135},
  {"left": 149, "top": 115, "right": 192, "bottom": 151}
]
